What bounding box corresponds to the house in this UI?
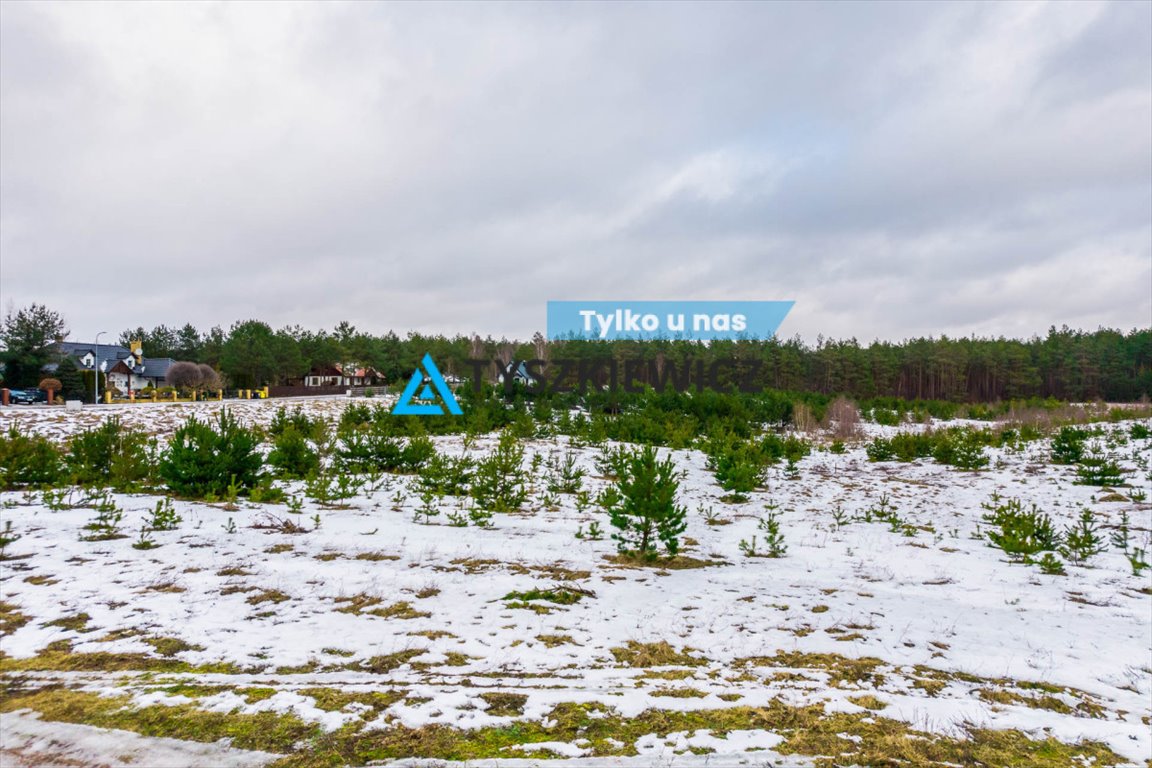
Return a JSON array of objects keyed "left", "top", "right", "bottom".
[
  {"left": 302, "top": 364, "right": 385, "bottom": 388},
  {"left": 303, "top": 365, "right": 344, "bottom": 387},
  {"left": 496, "top": 360, "right": 537, "bottom": 387},
  {"left": 51, "top": 341, "right": 176, "bottom": 393}
]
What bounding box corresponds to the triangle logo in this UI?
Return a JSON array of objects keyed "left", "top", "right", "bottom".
[{"left": 392, "top": 354, "right": 463, "bottom": 416}]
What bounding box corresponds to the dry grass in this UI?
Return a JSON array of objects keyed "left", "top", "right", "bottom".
[{"left": 610, "top": 641, "right": 706, "bottom": 668}]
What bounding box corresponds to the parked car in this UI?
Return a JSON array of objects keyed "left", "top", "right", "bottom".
[{"left": 8, "top": 388, "right": 47, "bottom": 404}]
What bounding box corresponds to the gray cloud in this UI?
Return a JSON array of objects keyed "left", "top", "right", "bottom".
[{"left": 1, "top": 1, "right": 1148, "bottom": 343}]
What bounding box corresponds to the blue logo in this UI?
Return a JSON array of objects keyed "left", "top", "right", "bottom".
[{"left": 392, "top": 354, "right": 463, "bottom": 416}]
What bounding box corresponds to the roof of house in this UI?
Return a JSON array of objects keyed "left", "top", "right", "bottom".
[
  {"left": 56, "top": 342, "right": 132, "bottom": 369},
  {"left": 140, "top": 358, "right": 175, "bottom": 379},
  {"left": 51, "top": 343, "right": 177, "bottom": 381}
]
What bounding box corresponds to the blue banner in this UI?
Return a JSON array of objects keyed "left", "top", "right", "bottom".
[{"left": 547, "top": 301, "right": 793, "bottom": 341}]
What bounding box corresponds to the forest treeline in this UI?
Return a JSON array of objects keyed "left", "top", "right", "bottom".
[
  {"left": 2, "top": 303, "right": 1147, "bottom": 401},
  {"left": 117, "top": 321, "right": 1150, "bottom": 402}
]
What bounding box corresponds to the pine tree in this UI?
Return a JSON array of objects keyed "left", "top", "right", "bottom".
[
  {"left": 55, "top": 357, "right": 87, "bottom": 402},
  {"left": 604, "top": 445, "right": 687, "bottom": 559}
]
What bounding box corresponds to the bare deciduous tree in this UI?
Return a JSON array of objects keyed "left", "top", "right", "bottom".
[
  {"left": 166, "top": 361, "right": 202, "bottom": 391},
  {"left": 823, "top": 396, "right": 862, "bottom": 440},
  {"left": 197, "top": 364, "right": 221, "bottom": 391},
  {"left": 792, "top": 403, "right": 818, "bottom": 434}
]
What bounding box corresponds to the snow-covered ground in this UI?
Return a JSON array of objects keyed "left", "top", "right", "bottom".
[{"left": 1, "top": 398, "right": 1150, "bottom": 766}]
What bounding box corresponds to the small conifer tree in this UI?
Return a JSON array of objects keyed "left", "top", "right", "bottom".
[{"left": 604, "top": 445, "right": 687, "bottom": 559}]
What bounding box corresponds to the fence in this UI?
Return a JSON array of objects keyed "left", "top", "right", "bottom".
[{"left": 266, "top": 385, "right": 349, "bottom": 398}]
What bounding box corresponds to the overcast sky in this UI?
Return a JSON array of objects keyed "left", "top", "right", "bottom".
[{"left": 1, "top": 1, "right": 1149, "bottom": 344}]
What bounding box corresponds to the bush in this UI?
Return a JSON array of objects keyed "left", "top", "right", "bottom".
[
  {"left": 159, "top": 409, "right": 263, "bottom": 497},
  {"left": 0, "top": 427, "right": 62, "bottom": 488},
  {"left": 603, "top": 445, "right": 687, "bottom": 558},
  {"left": 38, "top": 377, "right": 62, "bottom": 395},
  {"left": 66, "top": 417, "right": 154, "bottom": 489},
  {"left": 266, "top": 425, "right": 320, "bottom": 479}
]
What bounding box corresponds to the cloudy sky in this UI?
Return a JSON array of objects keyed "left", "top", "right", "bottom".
[{"left": 1, "top": 1, "right": 1149, "bottom": 344}]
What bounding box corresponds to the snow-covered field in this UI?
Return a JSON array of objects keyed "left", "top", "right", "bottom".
[{"left": 1, "top": 398, "right": 1150, "bottom": 767}]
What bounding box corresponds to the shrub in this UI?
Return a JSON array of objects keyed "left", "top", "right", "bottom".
[
  {"left": 159, "top": 409, "right": 263, "bottom": 497},
  {"left": 38, "top": 377, "right": 62, "bottom": 395},
  {"left": 471, "top": 431, "right": 527, "bottom": 513},
  {"left": 266, "top": 425, "right": 320, "bottom": 479},
  {"left": 0, "top": 427, "right": 63, "bottom": 488},
  {"left": 400, "top": 434, "right": 436, "bottom": 471},
  {"left": 603, "top": 445, "right": 687, "bottom": 558},
  {"left": 66, "top": 417, "right": 154, "bottom": 489},
  {"left": 981, "top": 495, "right": 1059, "bottom": 561}
]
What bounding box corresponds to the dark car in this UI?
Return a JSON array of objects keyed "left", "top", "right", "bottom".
[{"left": 8, "top": 388, "right": 47, "bottom": 405}]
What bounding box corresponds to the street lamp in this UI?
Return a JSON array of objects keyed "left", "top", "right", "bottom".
[{"left": 94, "top": 331, "right": 106, "bottom": 405}]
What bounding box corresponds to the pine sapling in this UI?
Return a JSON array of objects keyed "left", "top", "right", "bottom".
[
  {"left": 604, "top": 445, "right": 687, "bottom": 559},
  {"left": 81, "top": 500, "right": 126, "bottom": 541},
  {"left": 981, "top": 495, "right": 1059, "bottom": 561},
  {"left": 132, "top": 526, "right": 158, "bottom": 550},
  {"left": 414, "top": 490, "right": 441, "bottom": 525},
  {"left": 1037, "top": 552, "right": 1065, "bottom": 575},
  {"left": 1061, "top": 508, "right": 1104, "bottom": 564},
  {"left": 758, "top": 512, "right": 787, "bottom": 557},
  {"left": 0, "top": 520, "right": 22, "bottom": 560},
  {"left": 1128, "top": 548, "right": 1150, "bottom": 576},
  {"left": 145, "top": 498, "right": 182, "bottom": 531},
  {"left": 1110, "top": 510, "right": 1131, "bottom": 551}
]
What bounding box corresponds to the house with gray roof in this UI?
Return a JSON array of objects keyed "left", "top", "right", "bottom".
[{"left": 50, "top": 341, "right": 177, "bottom": 393}]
